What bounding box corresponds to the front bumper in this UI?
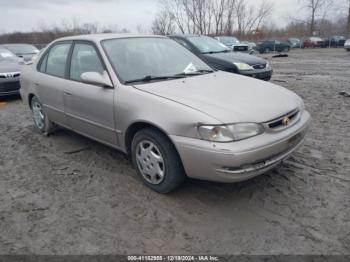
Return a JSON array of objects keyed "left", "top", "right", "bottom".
[
  {"left": 240, "top": 68, "right": 273, "bottom": 81},
  {"left": 171, "top": 110, "right": 311, "bottom": 183},
  {"left": 0, "top": 77, "right": 21, "bottom": 96}
]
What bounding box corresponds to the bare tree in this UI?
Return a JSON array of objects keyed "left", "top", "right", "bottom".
[
  {"left": 235, "top": 0, "right": 273, "bottom": 38},
  {"left": 302, "top": 0, "right": 333, "bottom": 35},
  {"left": 151, "top": 9, "right": 176, "bottom": 35}
]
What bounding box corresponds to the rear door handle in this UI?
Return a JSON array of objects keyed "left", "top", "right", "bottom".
[{"left": 64, "top": 91, "right": 72, "bottom": 96}]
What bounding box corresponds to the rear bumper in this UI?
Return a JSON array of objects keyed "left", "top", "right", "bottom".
[
  {"left": 171, "top": 110, "right": 311, "bottom": 183},
  {"left": 0, "top": 78, "right": 21, "bottom": 97}
]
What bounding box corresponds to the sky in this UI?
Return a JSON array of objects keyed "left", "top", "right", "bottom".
[{"left": 0, "top": 0, "right": 345, "bottom": 34}]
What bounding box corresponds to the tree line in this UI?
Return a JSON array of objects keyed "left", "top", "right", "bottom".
[
  {"left": 151, "top": 0, "right": 350, "bottom": 39},
  {"left": 0, "top": 0, "right": 349, "bottom": 45}
]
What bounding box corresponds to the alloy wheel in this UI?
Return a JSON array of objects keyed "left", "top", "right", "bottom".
[{"left": 135, "top": 140, "right": 165, "bottom": 185}]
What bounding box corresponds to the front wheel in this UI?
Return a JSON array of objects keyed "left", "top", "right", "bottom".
[
  {"left": 31, "top": 96, "right": 56, "bottom": 135},
  {"left": 131, "top": 128, "right": 186, "bottom": 193}
]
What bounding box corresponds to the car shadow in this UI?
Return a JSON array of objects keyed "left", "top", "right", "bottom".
[{"left": 49, "top": 126, "right": 284, "bottom": 203}]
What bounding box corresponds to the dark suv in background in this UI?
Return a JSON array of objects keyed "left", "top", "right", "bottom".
[{"left": 256, "top": 40, "right": 291, "bottom": 53}]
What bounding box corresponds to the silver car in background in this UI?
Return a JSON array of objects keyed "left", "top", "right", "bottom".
[
  {"left": 20, "top": 34, "right": 311, "bottom": 193},
  {"left": 2, "top": 44, "right": 39, "bottom": 62},
  {"left": 345, "top": 39, "right": 350, "bottom": 51},
  {"left": 0, "top": 47, "right": 22, "bottom": 96}
]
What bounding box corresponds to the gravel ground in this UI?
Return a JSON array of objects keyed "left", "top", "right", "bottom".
[{"left": 0, "top": 48, "right": 349, "bottom": 255}]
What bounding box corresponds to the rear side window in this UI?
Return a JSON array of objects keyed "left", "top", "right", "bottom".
[
  {"left": 45, "top": 43, "right": 71, "bottom": 78},
  {"left": 39, "top": 53, "right": 48, "bottom": 72},
  {"left": 70, "top": 43, "right": 104, "bottom": 81}
]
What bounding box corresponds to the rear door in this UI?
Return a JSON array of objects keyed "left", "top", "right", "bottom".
[
  {"left": 63, "top": 41, "right": 117, "bottom": 146},
  {"left": 35, "top": 41, "right": 72, "bottom": 127}
]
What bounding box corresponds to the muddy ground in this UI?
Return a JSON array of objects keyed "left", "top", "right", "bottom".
[{"left": 0, "top": 48, "right": 349, "bottom": 255}]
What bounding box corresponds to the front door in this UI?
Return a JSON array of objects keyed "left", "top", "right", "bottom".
[{"left": 63, "top": 42, "right": 116, "bottom": 146}]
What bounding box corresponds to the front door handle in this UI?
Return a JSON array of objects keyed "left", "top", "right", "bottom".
[{"left": 64, "top": 91, "right": 72, "bottom": 96}]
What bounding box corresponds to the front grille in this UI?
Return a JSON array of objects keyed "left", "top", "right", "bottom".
[
  {"left": 0, "top": 73, "right": 20, "bottom": 79},
  {"left": 253, "top": 64, "right": 266, "bottom": 70},
  {"left": 234, "top": 46, "right": 249, "bottom": 52},
  {"left": 267, "top": 109, "right": 299, "bottom": 129},
  {"left": 0, "top": 81, "right": 21, "bottom": 92}
]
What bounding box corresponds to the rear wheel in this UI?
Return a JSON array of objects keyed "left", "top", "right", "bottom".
[
  {"left": 131, "top": 128, "right": 186, "bottom": 193},
  {"left": 31, "top": 96, "right": 56, "bottom": 135}
]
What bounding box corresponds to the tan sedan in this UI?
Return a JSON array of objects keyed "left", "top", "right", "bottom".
[{"left": 20, "top": 34, "right": 311, "bottom": 193}]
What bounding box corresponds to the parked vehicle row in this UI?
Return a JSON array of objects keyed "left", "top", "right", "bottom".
[{"left": 19, "top": 34, "right": 311, "bottom": 193}]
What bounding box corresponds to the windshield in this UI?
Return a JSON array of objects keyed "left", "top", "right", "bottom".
[
  {"left": 4, "top": 44, "right": 39, "bottom": 55},
  {"left": 219, "top": 36, "right": 239, "bottom": 46},
  {"left": 0, "top": 49, "right": 18, "bottom": 63},
  {"left": 187, "top": 36, "right": 230, "bottom": 54},
  {"left": 102, "top": 37, "right": 213, "bottom": 83}
]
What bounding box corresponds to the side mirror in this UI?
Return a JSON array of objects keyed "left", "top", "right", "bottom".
[{"left": 81, "top": 71, "right": 113, "bottom": 88}]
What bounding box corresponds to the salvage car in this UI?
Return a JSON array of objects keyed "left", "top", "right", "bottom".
[
  {"left": 345, "top": 39, "right": 350, "bottom": 51},
  {"left": 169, "top": 35, "right": 273, "bottom": 81},
  {"left": 256, "top": 39, "right": 291, "bottom": 53},
  {"left": 214, "top": 36, "right": 250, "bottom": 53},
  {"left": 301, "top": 37, "right": 324, "bottom": 48},
  {"left": 2, "top": 43, "right": 39, "bottom": 62},
  {"left": 20, "top": 34, "right": 311, "bottom": 193},
  {"left": 0, "top": 47, "right": 22, "bottom": 96}
]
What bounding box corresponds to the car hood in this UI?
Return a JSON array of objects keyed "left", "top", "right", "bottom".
[
  {"left": 134, "top": 71, "right": 300, "bottom": 123},
  {"left": 203, "top": 52, "right": 266, "bottom": 65},
  {"left": 0, "top": 61, "right": 22, "bottom": 73}
]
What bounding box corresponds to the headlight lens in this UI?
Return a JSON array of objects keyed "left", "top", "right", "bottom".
[
  {"left": 233, "top": 62, "right": 254, "bottom": 71},
  {"left": 198, "top": 123, "right": 264, "bottom": 142}
]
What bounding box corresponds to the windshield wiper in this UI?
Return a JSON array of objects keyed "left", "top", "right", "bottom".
[
  {"left": 174, "top": 69, "right": 215, "bottom": 77},
  {"left": 202, "top": 50, "right": 231, "bottom": 54},
  {"left": 124, "top": 75, "right": 186, "bottom": 84}
]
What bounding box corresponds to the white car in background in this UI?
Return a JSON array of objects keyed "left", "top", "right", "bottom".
[{"left": 215, "top": 36, "right": 251, "bottom": 53}]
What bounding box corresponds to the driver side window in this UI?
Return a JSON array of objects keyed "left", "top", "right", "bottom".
[{"left": 70, "top": 43, "right": 104, "bottom": 82}]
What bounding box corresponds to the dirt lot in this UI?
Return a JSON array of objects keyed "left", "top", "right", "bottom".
[{"left": 0, "top": 48, "right": 349, "bottom": 255}]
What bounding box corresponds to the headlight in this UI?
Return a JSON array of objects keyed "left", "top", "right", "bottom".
[
  {"left": 233, "top": 62, "right": 253, "bottom": 71},
  {"left": 198, "top": 123, "right": 264, "bottom": 142},
  {"left": 266, "top": 62, "right": 270, "bottom": 68}
]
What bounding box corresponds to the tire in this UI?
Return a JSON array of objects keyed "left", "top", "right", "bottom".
[
  {"left": 131, "top": 128, "right": 186, "bottom": 193},
  {"left": 31, "top": 96, "right": 56, "bottom": 135},
  {"left": 283, "top": 47, "right": 290, "bottom": 52},
  {"left": 265, "top": 48, "right": 270, "bottom": 53}
]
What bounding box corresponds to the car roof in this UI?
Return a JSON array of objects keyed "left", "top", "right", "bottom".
[
  {"left": 2, "top": 43, "right": 36, "bottom": 47},
  {"left": 169, "top": 34, "right": 201, "bottom": 38},
  {"left": 54, "top": 33, "right": 165, "bottom": 43}
]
